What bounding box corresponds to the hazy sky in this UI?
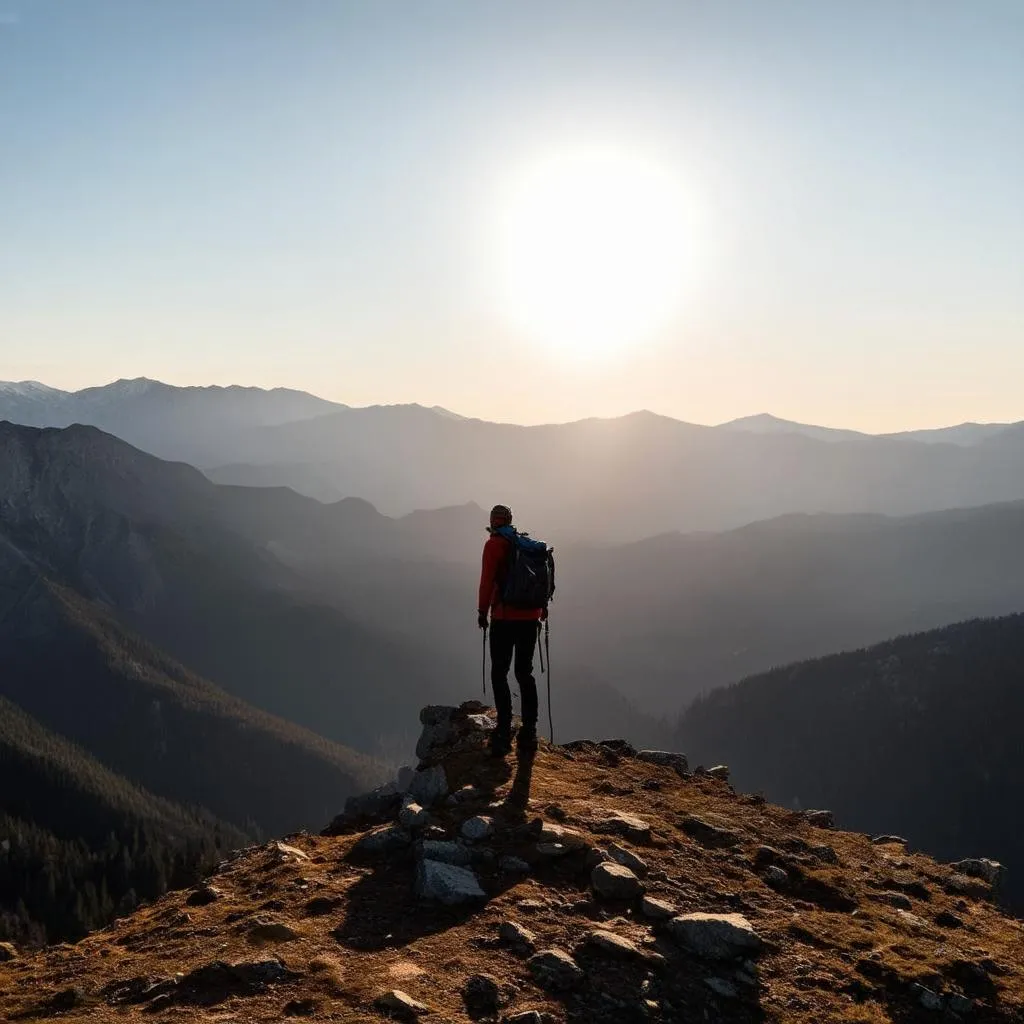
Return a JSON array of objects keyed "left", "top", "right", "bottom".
[{"left": 1, "top": 1, "right": 1021, "bottom": 430}]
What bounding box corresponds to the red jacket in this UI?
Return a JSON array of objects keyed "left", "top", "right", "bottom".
[{"left": 478, "top": 533, "right": 543, "bottom": 621}]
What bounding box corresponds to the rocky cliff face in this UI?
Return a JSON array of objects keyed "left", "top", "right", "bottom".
[{"left": 1, "top": 704, "right": 1021, "bottom": 1023}]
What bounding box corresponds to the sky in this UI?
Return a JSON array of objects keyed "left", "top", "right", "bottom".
[{"left": 1, "top": 0, "right": 1021, "bottom": 430}]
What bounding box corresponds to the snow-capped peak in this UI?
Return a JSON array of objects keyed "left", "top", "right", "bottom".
[{"left": 0, "top": 380, "right": 65, "bottom": 397}]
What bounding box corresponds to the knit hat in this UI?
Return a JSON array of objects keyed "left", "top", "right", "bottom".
[{"left": 489, "top": 504, "right": 513, "bottom": 528}]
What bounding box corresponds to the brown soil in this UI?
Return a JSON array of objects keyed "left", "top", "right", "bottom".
[{"left": 1, "top": 740, "right": 1021, "bottom": 1023}]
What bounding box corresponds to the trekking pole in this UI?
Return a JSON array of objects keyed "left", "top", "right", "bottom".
[
  {"left": 482, "top": 624, "right": 488, "bottom": 698},
  {"left": 544, "top": 619, "right": 553, "bottom": 744}
]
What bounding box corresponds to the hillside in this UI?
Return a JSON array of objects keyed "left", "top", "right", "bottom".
[
  {"left": 0, "top": 420, "right": 462, "bottom": 758},
  {"left": 0, "top": 696, "right": 248, "bottom": 945},
  {"left": 0, "top": 704, "right": 1020, "bottom": 1023},
  {"left": 677, "top": 614, "right": 1024, "bottom": 912},
  {"left": 0, "top": 578, "right": 382, "bottom": 837}
]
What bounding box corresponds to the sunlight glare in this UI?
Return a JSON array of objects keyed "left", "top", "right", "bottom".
[{"left": 496, "top": 148, "right": 695, "bottom": 360}]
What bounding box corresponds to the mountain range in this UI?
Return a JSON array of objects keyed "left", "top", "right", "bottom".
[
  {"left": 3, "top": 379, "right": 1023, "bottom": 539},
  {"left": 676, "top": 612, "right": 1024, "bottom": 911}
]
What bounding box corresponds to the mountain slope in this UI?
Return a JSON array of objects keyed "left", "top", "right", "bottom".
[
  {"left": 0, "top": 421, "right": 462, "bottom": 758},
  {"left": 677, "top": 613, "right": 1024, "bottom": 911},
  {"left": 0, "top": 696, "right": 248, "bottom": 945},
  {"left": 1, "top": 708, "right": 1021, "bottom": 1023},
  {"left": 0, "top": 576, "right": 382, "bottom": 838}
]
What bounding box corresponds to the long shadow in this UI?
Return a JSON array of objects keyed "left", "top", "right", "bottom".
[{"left": 330, "top": 749, "right": 537, "bottom": 952}]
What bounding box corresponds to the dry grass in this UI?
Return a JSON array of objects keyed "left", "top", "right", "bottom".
[{"left": 1, "top": 740, "right": 1021, "bottom": 1023}]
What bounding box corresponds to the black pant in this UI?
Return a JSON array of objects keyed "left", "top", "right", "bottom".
[{"left": 489, "top": 619, "right": 539, "bottom": 736}]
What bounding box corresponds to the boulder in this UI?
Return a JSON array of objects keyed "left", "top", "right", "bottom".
[
  {"left": 186, "top": 884, "right": 221, "bottom": 907},
  {"left": 0, "top": 942, "right": 18, "bottom": 962},
  {"left": 704, "top": 977, "right": 739, "bottom": 999},
  {"left": 951, "top": 858, "right": 1005, "bottom": 886},
  {"left": 810, "top": 844, "right": 839, "bottom": 864},
  {"left": 591, "top": 862, "right": 644, "bottom": 900},
  {"left": 374, "top": 989, "right": 431, "bottom": 1020},
  {"left": 395, "top": 765, "right": 415, "bottom": 793},
  {"left": 804, "top": 809, "right": 834, "bottom": 828},
  {"left": 174, "top": 958, "right": 301, "bottom": 1003},
  {"left": 681, "top": 814, "right": 742, "bottom": 849},
  {"left": 398, "top": 802, "right": 430, "bottom": 830},
  {"left": 352, "top": 825, "right": 411, "bottom": 857},
  {"left": 342, "top": 786, "right": 401, "bottom": 823},
  {"left": 416, "top": 704, "right": 496, "bottom": 763},
  {"left": 762, "top": 865, "right": 789, "bottom": 889},
  {"left": 418, "top": 839, "right": 473, "bottom": 866},
  {"left": 641, "top": 896, "right": 676, "bottom": 920},
  {"left": 913, "top": 984, "right": 944, "bottom": 1011},
  {"left": 499, "top": 855, "right": 530, "bottom": 874},
  {"left": 462, "top": 973, "right": 501, "bottom": 1018},
  {"left": 872, "top": 835, "right": 908, "bottom": 846},
  {"left": 535, "top": 822, "right": 589, "bottom": 858},
  {"left": 498, "top": 920, "right": 537, "bottom": 954},
  {"left": 582, "top": 929, "right": 664, "bottom": 965},
  {"left": 667, "top": 913, "right": 762, "bottom": 959},
  {"left": 408, "top": 764, "right": 449, "bottom": 806},
  {"left": 707, "top": 765, "right": 730, "bottom": 782},
  {"left": 527, "top": 949, "right": 584, "bottom": 991},
  {"left": 415, "top": 859, "right": 485, "bottom": 905},
  {"left": 590, "top": 811, "right": 652, "bottom": 843},
  {"left": 461, "top": 816, "right": 495, "bottom": 841},
  {"left": 607, "top": 842, "right": 649, "bottom": 876},
  {"left": 636, "top": 750, "right": 689, "bottom": 776}
]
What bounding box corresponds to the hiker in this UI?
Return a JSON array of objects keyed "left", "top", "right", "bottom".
[{"left": 477, "top": 504, "right": 552, "bottom": 757}]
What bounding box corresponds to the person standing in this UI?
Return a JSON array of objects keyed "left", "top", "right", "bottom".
[{"left": 477, "top": 504, "right": 548, "bottom": 757}]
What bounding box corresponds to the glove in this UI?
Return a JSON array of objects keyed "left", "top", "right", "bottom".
[{"left": 477, "top": 611, "right": 489, "bottom": 630}]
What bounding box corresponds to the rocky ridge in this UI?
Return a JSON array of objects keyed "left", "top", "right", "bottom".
[{"left": 1, "top": 701, "right": 1021, "bottom": 1023}]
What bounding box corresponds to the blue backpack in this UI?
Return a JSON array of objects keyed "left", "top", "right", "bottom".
[{"left": 493, "top": 526, "right": 556, "bottom": 610}]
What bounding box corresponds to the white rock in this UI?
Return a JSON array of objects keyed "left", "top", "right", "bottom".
[
  {"left": 591, "top": 811, "right": 652, "bottom": 842},
  {"left": 608, "top": 842, "right": 649, "bottom": 876},
  {"left": 538, "top": 822, "right": 588, "bottom": 849},
  {"left": 374, "top": 988, "right": 431, "bottom": 1017},
  {"left": 667, "top": 913, "right": 762, "bottom": 959},
  {"left": 641, "top": 895, "right": 676, "bottom": 920},
  {"left": 591, "top": 862, "right": 644, "bottom": 900},
  {"left": 415, "top": 859, "right": 485, "bottom": 905},
  {"left": 527, "top": 948, "right": 584, "bottom": 991}
]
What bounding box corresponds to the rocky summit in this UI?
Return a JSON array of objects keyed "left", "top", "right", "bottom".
[{"left": 1, "top": 703, "right": 1022, "bottom": 1024}]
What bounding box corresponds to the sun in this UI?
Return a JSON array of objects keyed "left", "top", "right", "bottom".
[{"left": 495, "top": 148, "right": 694, "bottom": 360}]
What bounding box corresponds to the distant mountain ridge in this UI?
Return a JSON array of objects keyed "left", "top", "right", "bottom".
[{"left": 7, "top": 377, "right": 1024, "bottom": 538}]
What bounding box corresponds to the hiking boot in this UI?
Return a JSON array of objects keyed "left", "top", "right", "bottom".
[{"left": 489, "top": 731, "right": 512, "bottom": 758}]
